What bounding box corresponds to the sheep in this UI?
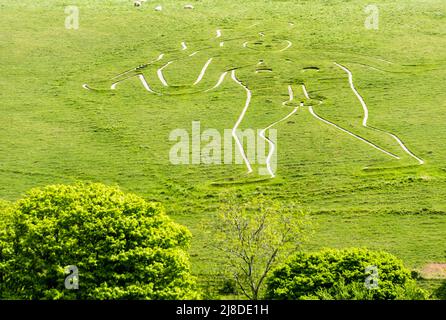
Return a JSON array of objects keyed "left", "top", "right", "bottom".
[
  {"left": 184, "top": 4, "right": 194, "bottom": 9},
  {"left": 154, "top": 5, "right": 162, "bottom": 11},
  {"left": 134, "top": 1, "right": 142, "bottom": 7}
]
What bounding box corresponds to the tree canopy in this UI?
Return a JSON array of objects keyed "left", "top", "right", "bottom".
[
  {"left": 265, "top": 248, "right": 428, "bottom": 300},
  {"left": 0, "top": 183, "right": 198, "bottom": 299}
]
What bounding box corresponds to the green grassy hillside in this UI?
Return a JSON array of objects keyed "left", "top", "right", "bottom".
[{"left": 1, "top": 0, "right": 445, "bottom": 297}]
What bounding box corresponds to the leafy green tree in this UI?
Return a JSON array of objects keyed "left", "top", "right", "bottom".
[
  {"left": 0, "top": 183, "right": 198, "bottom": 299},
  {"left": 265, "top": 248, "right": 428, "bottom": 300},
  {"left": 0, "top": 199, "right": 13, "bottom": 293},
  {"left": 0, "top": 199, "right": 12, "bottom": 230},
  {"left": 433, "top": 281, "right": 446, "bottom": 300},
  {"left": 213, "top": 194, "right": 312, "bottom": 300}
]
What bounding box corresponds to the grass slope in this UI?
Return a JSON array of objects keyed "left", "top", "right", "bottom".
[{"left": 1, "top": 0, "right": 445, "bottom": 297}]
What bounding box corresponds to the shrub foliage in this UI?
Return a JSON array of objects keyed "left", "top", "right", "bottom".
[
  {"left": 0, "top": 183, "right": 197, "bottom": 299},
  {"left": 265, "top": 248, "right": 428, "bottom": 300}
]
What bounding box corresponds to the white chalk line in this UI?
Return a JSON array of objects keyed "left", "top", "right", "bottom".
[
  {"left": 204, "top": 72, "right": 228, "bottom": 92},
  {"left": 193, "top": 58, "right": 213, "bottom": 85},
  {"left": 112, "top": 54, "right": 223, "bottom": 94},
  {"left": 375, "top": 57, "right": 394, "bottom": 64},
  {"left": 280, "top": 40, "right": 292, "bottom": 52},
  {"left": 373, "top": 127, "right": 425, "bottom": 165},
  {"left": 304, "top": 83, "right": 400, "bottom": 159},
  {"left": 111, "top": 75, "right": 137, "bottom": 90},
  {"left": 157, "top": 61, "right": 173, "bottom": 87},
  {"left": 189, "top": 51, "right": 199, "bottom": 57},
  {"left": 302, "top": 84, "right": 310, "bottom": 99},
  {"left": 231, "top": 70, "right": 253, "bottom": 174},
  {"left": 334, "top": 63, "right": 369, "bottom": 126},
  {"left": 216, "top": 29, "right": 224, "bottom": 47},
  {"left": 282, "top": 85, "right": 294, "bottom": 106},
  {"left": 259, "top": 85, "right": 299, "bottom": 177},
  {"left": 334, "top": 62, "right": 424, "bottom": 164},
  {"left": 138, "top": 74, "right": 157, "bottom": 93},
  {"left": 108, "top": 53, "right": 166, "bottom": 90},
  {"left": 111, "top": 53, "right": 164, "bottom": 81},
  {"left": 309, "top": 105, "right": 400, "bottom": 159},
  {"left": 110, "top": 74, "right": 159, "bottom": 94}
]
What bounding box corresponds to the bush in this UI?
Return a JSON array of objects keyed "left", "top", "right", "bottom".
[
  {"left": 0, "top": 199, "right": 12, "bottom": 229},
  {"left": 308, "top": 279, "right": 428, "bottom": 300},
  {"left": 433, "top": 281, "right": 446, "bottom": 300},
  {"left": 0, "top": 183, "right": 198, "bottom": 299},
  {"left": 0, "top": 199, "right": 13, "bottom": 292},
  {"left": 265, "top": 248, "right": 428, "bottom": 300}
]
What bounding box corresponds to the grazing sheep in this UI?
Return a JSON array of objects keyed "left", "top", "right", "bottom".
[
  {"left": 134, "top": 1, "right": 141, "bottom": 7},
  {"left": 154, "top": 5, "right": 162, "bottom": 11},
  {"left": 184, "top": 4, "right": 194, "bottom": 9}
]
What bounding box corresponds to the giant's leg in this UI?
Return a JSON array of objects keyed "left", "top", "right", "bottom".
[{"left": 306, "top": 62, "right": 424, "bottom": 165}]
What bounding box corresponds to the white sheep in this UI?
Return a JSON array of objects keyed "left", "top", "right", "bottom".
[
  {"left": 184, "top": 4, "right": 194, "bottom": 9},
  {"left": 134, "top": 1, "right": 141, "bottom": 7},
  {"left": 154, "top": 5, "right": 162, "bottom": 11}
]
